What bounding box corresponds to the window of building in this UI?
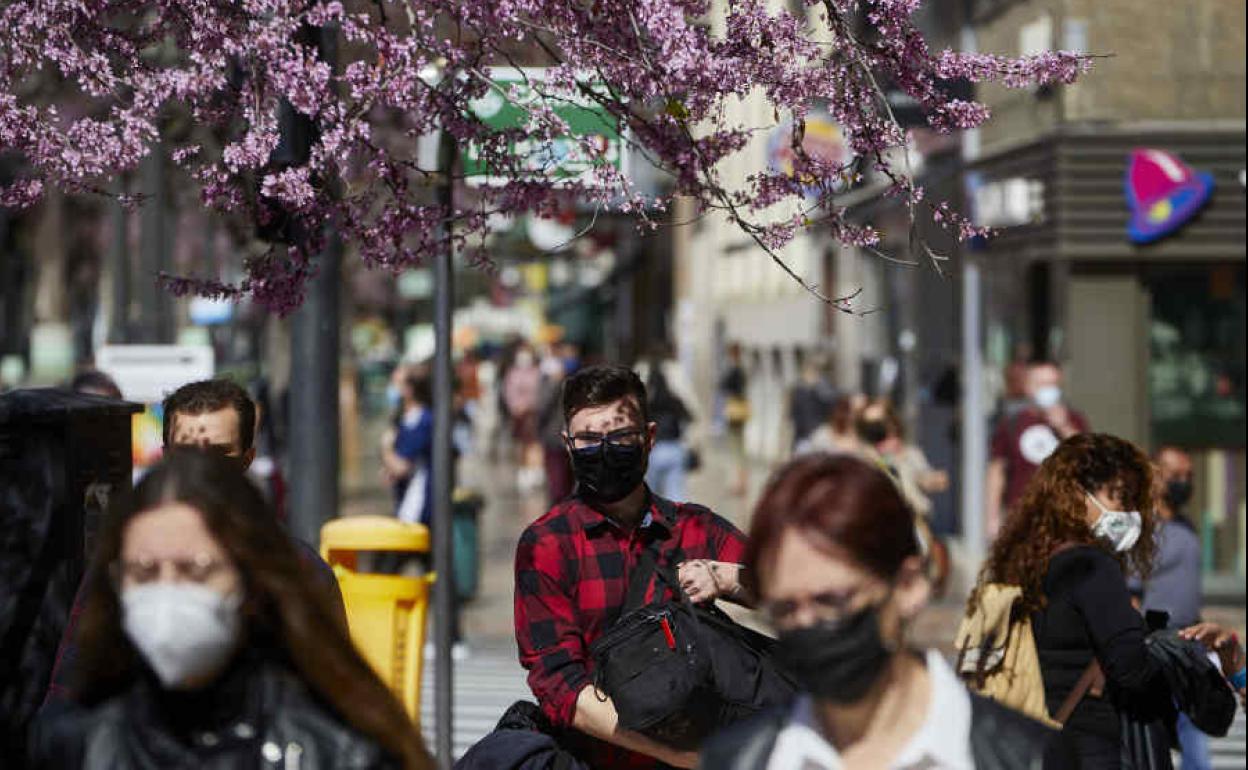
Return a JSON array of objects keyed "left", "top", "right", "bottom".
[{"left": 1146, "top": 265, "right": 1245, "bottom": 448}]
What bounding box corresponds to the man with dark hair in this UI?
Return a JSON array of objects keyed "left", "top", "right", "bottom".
[
  {"left": 1137, "top": 446, "right": 1210, "bottom": 769},
  {"left": 985, "top": 360, "right": 1089, "bottom": 538},
  {"left": 43, "top": 378, "right": 345, "bottom": 706},
  {"left": 162, "top": 378, "right": 259, "bottom": 468},
  {"left": 514, "top": 365, "right": 750, "bottom": 769},
  {"left": 69, "top": 369, "right": 123, "bottom": 399}
]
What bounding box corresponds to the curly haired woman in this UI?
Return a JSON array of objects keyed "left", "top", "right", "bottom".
[{"left": 970, "top": 433, "right": 1169, "bottom": 769}]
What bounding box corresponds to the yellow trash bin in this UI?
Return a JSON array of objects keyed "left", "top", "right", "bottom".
[{"left": 320, "top": 515, "right": 434, "bottom": 723}]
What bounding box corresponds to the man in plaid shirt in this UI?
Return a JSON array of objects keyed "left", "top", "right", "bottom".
[{"left": 514, "top": 365, "right": 750, "bottom": 769}]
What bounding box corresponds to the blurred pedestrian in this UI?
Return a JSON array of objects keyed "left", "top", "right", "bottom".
[
  {"left": 503, "top": 344, "right": 543, "bottom": 491},
  {"left": 859, "top": 399, "right": 949, "bottom": 520},
  {"left": 635, "top": 343, "right": 704, "bottom": 464},
  {"left": 1133, "top": 447, "right": 1201, "bottom": 628},
  {"left": 803, "top": 393, "right": 866, "bottom": 457},
  {"left": 644, "top": 365, "right": 692, "bottom": 501},
  {"left": 701, "top": 454, "right": 1074, "bottom": 770},
  {"left": 788, "top": 354, "right": 836, "bottom": 453},
  {"left": 28, "top": 450, "right": 432, "bottom": 770},
  {"left": 70, "top": 369, "right": 123, "bottom": 399},
  {"left": 970, "top": 433, "right": 1178, "bottom": 769},
  {"left": 996, "top": 359, "right": 1032, "bottom": 423},
  {"left": 382, "top": 369, "right": 434, "bottom": 525},
  {"left": 857, "top": 398, "right": 952, "bottom": 595},
  {"left": 1135, "top": 446, "right": 1209, "bottom": 769},
  {"left": 718, "top": 343, "right": 750, "bottom": 496},
  {"left": 986, "top": 361, "right": 1089, "bottom": 539},
  {"left": 537, "top": 350, "right": 574, "bottom": 504}
]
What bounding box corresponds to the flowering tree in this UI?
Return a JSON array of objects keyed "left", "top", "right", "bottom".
[{"left": 0, "top": 0, "right": 1089, "bottom": 313}]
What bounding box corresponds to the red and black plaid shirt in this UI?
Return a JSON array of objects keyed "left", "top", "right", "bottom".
[{"left": 514, "top": 491, "right": 747, "bottom": 770}]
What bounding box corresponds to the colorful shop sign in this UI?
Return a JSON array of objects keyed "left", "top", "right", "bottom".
[{"left": 1125, "top": 149, "right": 1214, "bottom": 244}]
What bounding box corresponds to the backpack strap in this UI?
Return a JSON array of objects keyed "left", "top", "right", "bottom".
[
  {"left": 1053, "top": 659, "right": 1105, "bottom": 725},
  {"left": 614, "top": 538, "right": 663, "bottom": 626}
]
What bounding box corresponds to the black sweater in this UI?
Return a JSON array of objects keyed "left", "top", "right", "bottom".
[{"left": 1032, "top": 546, "right": 1172, "bottom": 763}]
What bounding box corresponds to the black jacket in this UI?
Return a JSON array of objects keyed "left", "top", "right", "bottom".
[
  {"left": 28, "top": 659, "right": 397, "bottom": 770},
  {"left": 699, "top": 693, "right": 1077, "bottom": 770}
]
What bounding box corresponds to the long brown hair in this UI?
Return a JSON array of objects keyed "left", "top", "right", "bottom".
[
  {"left": 971, "top": 432, "right": 1157, "bottom": 614},
  {"left": 73, "top": 449, "right": 433, "bottom": 770}
]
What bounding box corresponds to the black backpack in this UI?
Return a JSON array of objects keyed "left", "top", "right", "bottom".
[{"left": 588, "top": 539, "right": 795, "bottom": 749}]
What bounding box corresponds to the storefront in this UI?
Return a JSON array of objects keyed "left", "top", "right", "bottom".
[{"left": 969, "top": 125, "right": 1246, "bottom": 595}]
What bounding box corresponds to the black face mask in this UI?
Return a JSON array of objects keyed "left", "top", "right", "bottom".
[
  {"left": 1164, "top": 479, "right": 1193, "bottom": 509},
  {"left": 774, "top": 603, "right": 893, "bottom": 704},
  {"left": 856, "top": 419, "right": 889, "bottom": 446},
  {"left": 569, "top": 441, "right": 648, "bottom": 504}
]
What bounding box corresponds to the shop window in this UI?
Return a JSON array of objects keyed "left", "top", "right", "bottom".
[{"left": 1146, "top": 265, "right": 1245, "bottom": 448}]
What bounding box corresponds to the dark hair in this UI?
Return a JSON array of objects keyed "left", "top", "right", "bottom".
[
  {"left": 162, "top": 379, "right": 257, "bottom": 452},
  {"left": 972, "top": 432, "right": 1156, "bottom": 614},
  {"left": 561, "top": 365, "right": 649, "bottom": 426},
  {"left": 858, "top": 398, "right": 904, "bottom": 440},
  {"left": 405, "top": 371, "right": 432, "bottom": 406},
  {"left": 70, "top": 370, "right": 122, "bottom": 399},
  {"left": 744, "top": 454, "right": 920, "bottom": 594},
  {"left": 73, "top": 450, "right": 432, "bottom": 769},
  {"left": 828, "top": 394, "right": 856, "bottom": 434}
]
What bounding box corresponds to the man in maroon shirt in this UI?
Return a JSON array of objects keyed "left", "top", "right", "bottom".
[
  {"left": 985, "top": 360, "right": 1089, "bottom": 538},
  {"left": 514, "top": 365, "right": 749, "bottom": 769}
]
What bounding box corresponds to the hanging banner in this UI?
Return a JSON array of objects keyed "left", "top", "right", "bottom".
[{"left": 464, "top": 68, "right": 626, "bottom": 187}]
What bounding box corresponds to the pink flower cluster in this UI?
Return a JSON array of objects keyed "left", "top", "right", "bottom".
[{"left": 0, "top": 0, "right": 1091, "bottom": 312}]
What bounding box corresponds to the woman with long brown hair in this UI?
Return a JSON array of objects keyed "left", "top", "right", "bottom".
[
  {"left": 969, "top": 432, "right": 1167, "bottom": 769},
  {"left": 30, "top": 449, "right": 433, "bottom": 770}
]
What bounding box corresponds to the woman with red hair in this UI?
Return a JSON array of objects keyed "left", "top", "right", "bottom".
[{"left": 700, "top": 454, "right": 1072, "bottom": 769}]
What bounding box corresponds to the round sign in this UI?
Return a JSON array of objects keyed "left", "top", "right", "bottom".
[{"left": 1018, "top": 424, "right": 1060, "bottom": 465}]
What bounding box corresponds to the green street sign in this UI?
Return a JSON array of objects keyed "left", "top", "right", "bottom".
[{"left": 464, "top": 68, "right": 626, "bottom": 187}]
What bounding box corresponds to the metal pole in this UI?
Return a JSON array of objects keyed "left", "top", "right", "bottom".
[
  {"left": 960, "top": 257, "right": 986, "bottom": 579},
  {"left": 284, "top": 21, "right": 340, "bottom": 550},
  {"left": 432, "top": 131, "right": 456, "bottom": 770},
  {"left": 108, "top": 176, "right": 130, "bottom": 344},
  {"left": 138, "top": 146, "right": 172, "bottom": 343},
  {"left": 287, "top": 227, "right": 342, "bottom": 547}
]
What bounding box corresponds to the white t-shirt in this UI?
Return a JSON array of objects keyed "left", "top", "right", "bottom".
[{"left": 766, "top": 650, "right": 974, "bottom": 770}]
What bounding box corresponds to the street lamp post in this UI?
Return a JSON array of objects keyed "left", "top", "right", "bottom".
[
  {"left": 283, "top": 24, "right": 341, "bottom": 549},
  {"left": 431, "top": 128, "right": 457, "bottom": 770}
]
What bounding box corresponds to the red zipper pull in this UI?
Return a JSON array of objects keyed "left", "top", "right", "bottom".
[{"left": 660, "top": 617, "right": 676, "bottom": 650}]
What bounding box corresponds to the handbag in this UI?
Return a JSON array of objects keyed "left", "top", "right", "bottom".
[
  {"left": 588, "top": 540, "right": 795, "bottom": 748},
  {"left": 724, "top": 397, "right": 751, "bottom": 424}
]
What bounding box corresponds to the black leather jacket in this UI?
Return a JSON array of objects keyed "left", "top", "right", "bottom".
[
  {"left": 700, "top": 693, "right": 1078, "bottom": 770},
  {"left": 28, "top": 659, "right": 398, "bottom": 770}
]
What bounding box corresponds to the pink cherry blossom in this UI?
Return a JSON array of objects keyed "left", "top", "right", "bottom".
[{"left": 0, "top": 0, "right": 1091, "bottom": 313}]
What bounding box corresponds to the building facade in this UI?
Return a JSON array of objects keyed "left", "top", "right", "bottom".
[{"left": 968, "top": 0, "right": 1246, "bottom": 593}]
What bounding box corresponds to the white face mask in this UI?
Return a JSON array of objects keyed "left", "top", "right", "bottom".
[
  {"left": 1033, "top": 385, "right": 1062, "bottom": 409},
  {"left": 1086, "top": 492, "right": 1143, "bottom": 552},
  {"left": 122, "top": 582, "right": 243, "bottom": 689}
]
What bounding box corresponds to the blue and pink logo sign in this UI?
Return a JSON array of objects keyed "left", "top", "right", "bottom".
[{"left": 1125, "top": 148, "right": 1214, "bottom": 244}]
